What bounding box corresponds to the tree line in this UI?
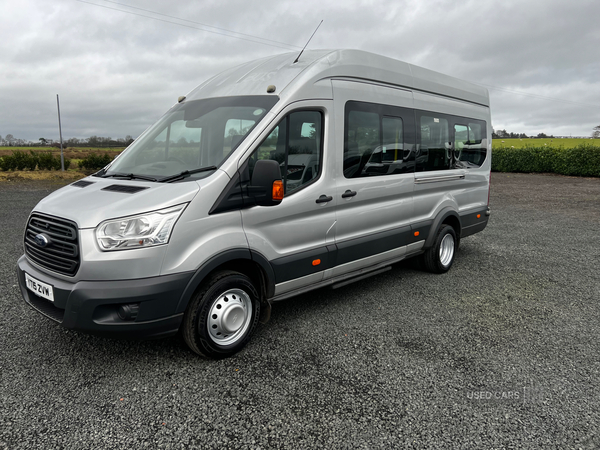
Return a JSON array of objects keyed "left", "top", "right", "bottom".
[
  {"left": 493, "top": 130, "right": 555, "bottom": 139},
  {"left": 495, "top": 125, "right": 600, "bottom": 140},
  {"left": 2, "top": 125, "right": 598, "bottom": 147},
  {"left": 0, "top": 135, "right": 134, "bottom": 147}
]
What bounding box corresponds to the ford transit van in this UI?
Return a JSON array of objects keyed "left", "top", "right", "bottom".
[{"left": 17, "top": 49, "right": 491, "bottom": 358}]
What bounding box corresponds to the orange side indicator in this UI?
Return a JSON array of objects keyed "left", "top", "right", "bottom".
[
  {"left": 272, "top": 180, "right": 284, "bottom": 201},
  {"left": 414, "top": 231, "right": 420, "bottom": 237},
  {"left": 312, "top": 259, "right": 321, "bottom": 266},
  {"left": 477, "top": 214, "right": 481, "bottom": 219}
]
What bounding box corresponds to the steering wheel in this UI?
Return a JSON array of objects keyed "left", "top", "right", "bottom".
[{"left": 167, "top": 156, "right": 186, "bottom": 165}]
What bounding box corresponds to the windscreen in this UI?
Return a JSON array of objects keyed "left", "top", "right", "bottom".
[{"left": 105, "top": 96, "right": 278, "bottom": 180}]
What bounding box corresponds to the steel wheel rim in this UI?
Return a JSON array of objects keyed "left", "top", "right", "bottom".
[
  {"left": 207, "top": 288, "right": 252, "bottom": 346},
  {"left": 439, "top": 233, "right": 455, "bottom": 267}
]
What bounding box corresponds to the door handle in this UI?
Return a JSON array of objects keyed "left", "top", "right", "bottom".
[
  {"left": 316, "top": 195, "right": 333, "bottom": 204},
  {"left": 341, "top": 190, "right": 357, "bottom": 198}
]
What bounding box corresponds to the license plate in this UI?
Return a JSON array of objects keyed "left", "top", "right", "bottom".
[{"left": 25, "top": 273, "right": 55, "bottom": 302}]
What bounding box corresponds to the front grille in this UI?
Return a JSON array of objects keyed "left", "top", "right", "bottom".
[{"left": 24, "top": 213, "right": 80, "bottom": 276}]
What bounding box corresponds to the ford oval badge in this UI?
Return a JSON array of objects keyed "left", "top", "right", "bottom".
[{"left": 34, "top": 233, "right": 50, "bottom": 248}]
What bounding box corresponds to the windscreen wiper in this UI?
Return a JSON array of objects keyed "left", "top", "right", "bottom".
[
  {"left": 101, "top": 172, "right": 158, "bottom": 182},
  {"left": 159, "top": 166, "right": 217, "bottom": 183}
]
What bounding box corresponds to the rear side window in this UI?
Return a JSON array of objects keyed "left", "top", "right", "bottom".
[
  {"left": 249, "top": 110, "right": 323, "bottom": 195},
  {"left": 454, "top": 122, "right": 486, "bottom": 168},
  {"left": 417, "top": 113, "right": 487, "bottom": 171}
]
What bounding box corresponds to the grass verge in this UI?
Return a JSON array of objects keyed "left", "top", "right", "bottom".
[{"left": 0, "top": 170, "right": 86, "bottom": 183}]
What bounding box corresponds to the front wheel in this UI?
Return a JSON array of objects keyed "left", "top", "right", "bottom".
[
  {"left": 420, "top": 224, "right": 457, "bottom": 274},
  {"left": 182, "top": 270, "right": 260, "bottom": 358}
]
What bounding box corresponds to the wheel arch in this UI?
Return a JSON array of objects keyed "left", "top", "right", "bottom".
[
  {"left": 423, "top": 207, "right": 461, "bottom": 249},
  {"left": 175, "top": 249, "right": 275, "bottom": 319}
]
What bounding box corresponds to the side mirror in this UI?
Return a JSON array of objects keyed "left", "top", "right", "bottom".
[{"left": 250, "top": 159, "right": 284, "bottom": 206}]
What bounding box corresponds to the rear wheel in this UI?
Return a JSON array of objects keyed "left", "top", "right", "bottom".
[
  {"left": 421, "top": 224, "right": 457, "bottom": 274},
  {"left": 182, "top": 270, "right": 260, "bottom": 358}
]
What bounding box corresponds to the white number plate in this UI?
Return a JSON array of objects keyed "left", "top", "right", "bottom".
[{"left": 25, "top": 273, "right": 55, "bottom": 302}]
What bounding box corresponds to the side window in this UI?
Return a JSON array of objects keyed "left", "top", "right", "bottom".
[
  {"left": 465, "top": 122, "right": 486, "bottom": 167},
  {"left": 453, "top": 122, "right": 486, "bottom": 168},
  {"left": 417, "top": 115, "right": 450, "bottom": 172},
  {"left": 381, "top": 116, "right": 406, "bottom": 168},
  {"left": 454, "top": 124, "right": 469, "bottom": 169},
  {"left": 344, "top": 111, "right": 379, "bottom": 178},
  {"left": 344, "top": 103, "right": 413, "bottom": 178},
  {"left": 250, "top": 110, "right": 322, "bottom": 195}
]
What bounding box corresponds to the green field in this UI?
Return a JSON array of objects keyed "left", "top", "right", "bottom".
[{"left": 493, "top": 138, "right": 596, "bottom": 149}]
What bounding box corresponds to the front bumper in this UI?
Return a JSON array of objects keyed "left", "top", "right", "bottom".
[{"left": 17, "top": 255, "right": 193, "bottom": 339}]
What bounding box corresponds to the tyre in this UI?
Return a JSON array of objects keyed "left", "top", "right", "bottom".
[
  {"left": 182, "top": 270, "right": 260, "bottom": 358},
  {"left": 420, "top": 224, "right": 457, "bottom": 274}
]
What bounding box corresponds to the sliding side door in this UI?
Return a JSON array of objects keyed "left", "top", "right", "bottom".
[{"left": 331, "top": 80, "right": 418, "bottom": 278}]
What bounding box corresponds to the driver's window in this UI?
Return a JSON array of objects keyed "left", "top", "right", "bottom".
[{"left": 249, "top": 110, "right": 322, "bottom": 196}]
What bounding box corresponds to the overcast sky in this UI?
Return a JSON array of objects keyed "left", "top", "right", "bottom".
[{"left": 1, "top": 0, "right": 599, "bottom": 142}]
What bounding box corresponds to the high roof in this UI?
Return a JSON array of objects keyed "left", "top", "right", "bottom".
[{"left": 185, "top": 49, "right": 489, "bottom": 107}]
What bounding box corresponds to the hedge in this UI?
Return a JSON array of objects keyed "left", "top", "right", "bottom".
[
  {"left": 3, "top": 146, "right": 599, "bottom": 178},
  {"left": 0, "top": 151, "right": 71, "bottom": 171},
  {"left": 78, "top": 153, "right": 113, "bottom": 170},
  {"left": 492, "top": 144, "right": 600, "bottom": 177},
  {"left": 0, "top": 150, "right": 113, "bottom": 172}
]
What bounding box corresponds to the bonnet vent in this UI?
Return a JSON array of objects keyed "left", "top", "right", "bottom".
[
  {"left": 101, "top": 184, "right": 149, "bottom": 194},
  {"left": 71, "top": 180, "right": 95, "bottom": 188}
]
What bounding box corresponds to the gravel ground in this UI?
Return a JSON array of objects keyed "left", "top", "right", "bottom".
[{"left": 1, "top": 173, "right": 599, "bottom": 449}]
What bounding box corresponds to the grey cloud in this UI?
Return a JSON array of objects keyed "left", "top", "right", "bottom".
[{"left": 1, "top": 0, "right": 599, "bottom": 142}]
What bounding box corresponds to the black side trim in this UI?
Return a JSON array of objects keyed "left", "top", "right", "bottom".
[
  {"left": 460, "top": 221, "right": 488, "bottom": 238},
  {"left": 101, "top": 184, "right": 149, "bottom": 194},
  {"left": 271, "top": 246, "right": 332, "bottom": 284},
  {"left": 335, "top": 226, "right": 412, "bottom": 266},
  {"left": 459, "top": 207, "right": 489, "bottom": 238},
  {"left": 459, "top": 207, "right": 489, "bottom": 228},
  {"left": 409, "top": 220, "right": 433, "bottom": 245}
]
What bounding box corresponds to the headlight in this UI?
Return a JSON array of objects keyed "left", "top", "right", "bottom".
[{"left": 96, "top": 204, "right": 187, "bottom": 251}]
